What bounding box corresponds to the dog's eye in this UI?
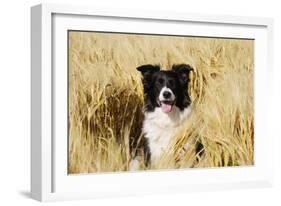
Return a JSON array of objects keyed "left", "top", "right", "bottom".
[
  {"left": 168, "top": 80, "right": 174, "bottom": 87},
  {"left": 158, "top": 78, "right": 164, "bottom": 84}
]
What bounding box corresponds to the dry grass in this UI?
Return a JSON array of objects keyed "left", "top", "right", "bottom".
[{"left": 68, "top": 31, "right": 254, "bottom": 174}]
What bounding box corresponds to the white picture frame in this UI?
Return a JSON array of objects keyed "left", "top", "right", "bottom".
[{"left": 31, "top": 3, "right": 274, "bottom": 202}]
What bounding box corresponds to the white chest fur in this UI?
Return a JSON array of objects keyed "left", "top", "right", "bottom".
[{"left": 143, "top": 106, "right": 192, "bottom": 164}]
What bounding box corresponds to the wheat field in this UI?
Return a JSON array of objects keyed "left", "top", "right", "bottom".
[{"left": 68, "top": 31, "right": 254, "bottom": 174}]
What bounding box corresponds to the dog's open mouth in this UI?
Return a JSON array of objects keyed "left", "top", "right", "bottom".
[{"left": 160, "top": 100, "right": 174, "bottom": 113}]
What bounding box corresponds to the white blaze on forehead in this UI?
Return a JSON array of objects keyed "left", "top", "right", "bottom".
[{"left": 159, "top": 86, "right": 175, "bottom": 101}]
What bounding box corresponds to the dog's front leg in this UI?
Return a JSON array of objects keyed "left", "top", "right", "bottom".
[
  {"left": 129, "top": 138, "right": 151, "bottom": 171},
  {"left": 129, "top": 156, "right": 141, "bottom": 171}
]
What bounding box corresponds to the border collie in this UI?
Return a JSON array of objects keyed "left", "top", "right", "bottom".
[{"left": 130, "top": 64, "right": 193, "bottom": 170}]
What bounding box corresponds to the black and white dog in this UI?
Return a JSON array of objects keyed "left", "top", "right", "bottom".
[{"left": 130, "top": 64, "right": 193, "bottom": 169}]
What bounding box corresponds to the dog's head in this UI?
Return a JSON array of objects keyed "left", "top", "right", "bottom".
[{"left": 137, "top": 64, "right": 193, "bottom": 113}]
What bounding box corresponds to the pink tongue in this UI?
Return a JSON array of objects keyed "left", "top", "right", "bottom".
[{"left": 161, "top": 103, "right": 172, "bottom": 113}]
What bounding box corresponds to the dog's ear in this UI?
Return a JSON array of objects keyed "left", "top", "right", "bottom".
[
  {"left": 172, "top": 64, "right": 194, "bottom": 83},
  {"left": 137, "top": 64, "right": 160, "bottom": 93},
  {"left": 136, "top": 64, "right": 160, "bottom": 76}
]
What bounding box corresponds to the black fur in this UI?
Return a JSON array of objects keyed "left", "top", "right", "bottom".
[
  {"left": 136, "top": 64, "right": 193, "bottom": 166},
  {"left": 137, "top": 64, "right": 193, "bottom": 112}
]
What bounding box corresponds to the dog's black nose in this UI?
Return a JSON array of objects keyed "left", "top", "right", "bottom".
[{"left": 163, "top": 91, "right": 171, "bottom": 99}]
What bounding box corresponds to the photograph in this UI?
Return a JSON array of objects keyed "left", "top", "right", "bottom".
[{"left": 67, "top": 31, "right": 254, "bottom": 174}]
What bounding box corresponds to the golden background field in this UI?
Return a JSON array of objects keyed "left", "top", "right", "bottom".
[{"left": 68, "top": 31, "right": 254, "bottom": 174}]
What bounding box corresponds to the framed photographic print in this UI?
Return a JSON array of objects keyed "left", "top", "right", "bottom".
[{"left": 31, "top": 3, "right": 274, "bottom": 201}]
